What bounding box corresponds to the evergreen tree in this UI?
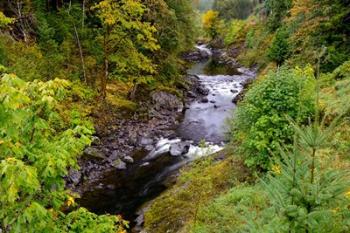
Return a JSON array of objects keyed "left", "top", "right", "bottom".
[{"left": 268, "top": 28, "right": 291, "bottom": 66}]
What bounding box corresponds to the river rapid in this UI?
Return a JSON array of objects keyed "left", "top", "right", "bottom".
[{"left": 78, "top": 45, "right": 255, "bottom": 230}]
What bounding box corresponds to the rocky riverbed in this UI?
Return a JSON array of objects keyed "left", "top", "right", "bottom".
[{"left": 67, "top": 44, "right": 256, "bottom": 229}]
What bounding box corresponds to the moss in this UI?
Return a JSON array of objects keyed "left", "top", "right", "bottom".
[{"left": 144, "top": 152, "right": 251, "bottom": 233}]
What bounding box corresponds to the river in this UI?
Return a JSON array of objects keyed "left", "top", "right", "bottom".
[{"left": 78, "top": 45, "right": 255, "bottom": 231}]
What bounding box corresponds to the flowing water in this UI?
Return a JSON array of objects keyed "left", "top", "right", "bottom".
[{"left": 78, "top": 45, "right": 255, "bottom": 229}]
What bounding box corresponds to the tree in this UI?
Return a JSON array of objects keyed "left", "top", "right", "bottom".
[
  {"left": 265, "top": 0, "right": 292, "bottom": 31},
  {"left": 92, "top": 0, "right": 159, "bottom": 99},
  {"left": 213, "top": 0, "right": 256, "bottom": 20},
  {"left": 268, "top": 28, "right": 291, "bottom": 66},
  {"left": 202, "top": 10, "right": 222, "bottom": 39}
]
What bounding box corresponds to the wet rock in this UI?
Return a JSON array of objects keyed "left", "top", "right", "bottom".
[
  {"left": 169, "top": 142, "right": 191, "bottom": 156},
  {"left": 201, "top": 97, "right": 209, "bottom": 103},
  {"left": 112, "top": 159, "right": 127, "bottom": 170},
  {"left": 69, "top": 169, "right": 82, "bottom": 185},
  {"left": 83, "top": 147, "right": 106, "bottom": 160},
  {"left": 197, "top": 86, "right": 210, "bottom": 95},
  {"left": 145, "top": 145, "right": 155, "bottom": 151},
  {"left": 214, "top": 105, "right": 219, "bottom": 108},
  {"left": 232, "top": 95, "right": 241, "bottom": 104},
  {"left": 210, "top": 100, "right": 216, "bottom": 103},
  {"left": 138, "top": 137, "right": 154, "bottom": 146},
  {"left": 122, "top": 156, "right": 134, "bottom": 164},
  {"left": 187, "top": 91, "right": 197, "bottom": 98},
  {"left": 230, "top": 89, "right": 238, "bottom": 93}
]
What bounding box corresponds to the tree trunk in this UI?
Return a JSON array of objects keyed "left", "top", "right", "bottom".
[
  {"left": 73, "top": 24, "right": 87, "bottom": 84},
  {"left": 129, "top": 83, "right": 138, "bottom": 100},
  {"left": 82, "top": 0, "right": 85, "bottom": 28},
  {"left": 101, "top": 31, "right": 109, "bottom": 99}
]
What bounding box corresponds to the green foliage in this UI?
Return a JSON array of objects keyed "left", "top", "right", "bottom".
[
  {"left": 202, "top": 10, "right": 224, "bottom": 39},
  {"left": 144, "top": 156, "right": 249, "bottom": 233},
  {"left": 0, "top": 74, "right": 125, "bottom": 232},
  {"left": 0, "top": 11, "right": 13, "bottom": 28},
  {"left": 213, "top": 0, "right": 257, "bottom": 20},
  {"left": 268, "top": 28, "right": 291, "bottom": 65},
  {"left": 191, "top": 186, "right": 268, "bottom": 233},
  {"left": 244, "top": 115, "right": 350, "bottom": 233},
  {"left": 224, "top": 19, "right": 246, "bottom": 45},
  {"left": 265, "top": 0, "right": 292, "bottom": 31},
  {"left": 231, "top": 67, "right": 315, "bottom": 169}
]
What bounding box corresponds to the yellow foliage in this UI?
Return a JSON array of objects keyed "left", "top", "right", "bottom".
[{"left": 202, "top": 10, "right": 219, "bottom": 29}]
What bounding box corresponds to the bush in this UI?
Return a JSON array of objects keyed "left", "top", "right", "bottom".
[{"left": 230, "top": 66, "right": 315, "bottom": 169}]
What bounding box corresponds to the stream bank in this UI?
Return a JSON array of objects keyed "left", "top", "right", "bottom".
[{"left": 67, "top": 45, "right": 255, "bottom": 230}]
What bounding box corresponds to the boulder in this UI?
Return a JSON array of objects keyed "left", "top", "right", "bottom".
[
  {"left": 151, "top": 91, "right": 183, "bottom": 112},
  {"left": 138, "top": 137, "right": 154, "bottom": 146},
  {"left": 197, "top": 86, "right": 210, "bottom": 95},
  {"left": 169, "top": 142, "right": 191, "bottom": 156},
  {"left": 112, "top": 159, "right": 127, "bottom": 170},
  {"left": 122, "top": 156, "right": 134, "bottom": 164},
  {"left": 83, "top": 147, "right": 106, "bottom": 160}
]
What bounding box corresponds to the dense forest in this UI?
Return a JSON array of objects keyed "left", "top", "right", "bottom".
[{"left": 1, "top": 0, "right": 350, "bottom": 232}]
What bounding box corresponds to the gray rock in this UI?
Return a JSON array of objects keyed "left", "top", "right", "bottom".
[
  {"left": 122, "top": 156, "right": 134, "bottom": 164},
  {"left": 197, "top": 86, "right": 210, "bottom": 95},
  {"left": 112, "top": 159, "right": 127, "bottom": 170},
  {"left": 169, "top": 142, "right": 191, "bottom": 156},
  {"left": 110, "top": 150, "right": 119, "bottom": 160},
  {"left": 139, "top": 137, "right": 154, "bottom": 146},
  {"left": 69, "top": 169, "right": 82, "bottom": 185},
  {"left": 145, "top": 145, "right": 155, "bottom": 151},
  {"left": 151, "top": 91, "right": 183, "bottom": 111},
  {"left": 83, "top": 147, "right": 106, "bottom": 160}
]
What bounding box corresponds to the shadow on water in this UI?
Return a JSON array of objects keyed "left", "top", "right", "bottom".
[{"left": 78, "top": 149, "right": 183, "bottom": 222}]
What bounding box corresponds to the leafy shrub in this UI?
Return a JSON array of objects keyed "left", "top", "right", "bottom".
[
  {"left": 224, "top": 19, "right": 246, "bottom": 45},
  {"left": 0, "top": 74, "right": 125, "bottom": 232},
  {"left": 231, "top": 67, "right": 315, "bottom": 169}
]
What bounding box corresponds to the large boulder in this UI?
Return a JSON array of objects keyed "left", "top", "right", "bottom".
[
  {"left": 169, "top": 142, "right": 191, "bottom": 157},
  {"left": 151, "top": 91, "right": 183, "bottom": 112}
]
